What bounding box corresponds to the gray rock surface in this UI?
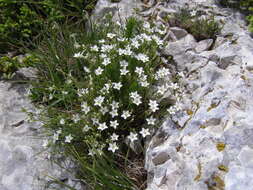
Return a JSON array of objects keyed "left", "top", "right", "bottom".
[
  {"left": 144, "top": 0, "right": 253, "bottom": 190},
  {"left": 0, "top": 82, "right": 81, "bottom": 190}
]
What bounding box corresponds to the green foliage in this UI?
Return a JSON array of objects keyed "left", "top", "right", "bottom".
[
  {"left": 26, "top": 16, "right": 182, "bottom": 189},
  {"left": 0, "top": 0, "right": 97, "bottom": 53},
  {"left": 0, "top": 56, "right": 19, "bottom": 79},
  {"left": 171, "top": 8, "right": 222, "bottom": 41}
]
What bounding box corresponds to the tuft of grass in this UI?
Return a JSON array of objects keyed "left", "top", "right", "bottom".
[{"left": 170, "top": 8, "right": 222, "bottom": 41}]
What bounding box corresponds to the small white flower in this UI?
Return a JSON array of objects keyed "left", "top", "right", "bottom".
[
  {"left": 99, "top": 39, "right": 105, "bottom": 43},
  {"left": 77, "top": 88, "right": 89, "bottom": 97},
  {"left": 56, "top": 129, "right": 62, "bottom": 134},
  {"left": 118, "top": 37, "right": 126, "bottom": 42},
  {"left": 108, "top": 142, "right": 119, "bottom": 153},
  {"left": 107, "top": 33, "right": 116, "bottom": 39},
  {"left": 101, "top": 44, "right": 115, "bottom": 52},
  {"left": 60, "top": 119, "right": 65, "bottom": 125},
  {"left": 110, "top": 120, "right": 119, "bottom": 129},
  {"left": 121, "top": 110, "right": 131, "bottom": 119},
  {"left": 91, "top": 45, "right": 99, "bottom": 52},
  {"left": 81, "top": 102, "right": 90, "bottom": 114},
  {"left": 102, "top": 58, "right": 111, "bottom": 66},
  {"left": 65, "top": 134, "right": 73, "bottom": 143},
  {"left": 140, "top": 80, "right": 149, "bottom": 87},
  {"left": 52, "top": 133, "right": 59, "bottom": 143},
  {"left": 73, "top": 52, "right": 84, "bottom": 58},
  {"left": 82, "top": 125, "right": 90, "bottom": 132},
  {"left": 98, "top": 122, "right": 108, "bottom": 131},
  {"left": 140, "top": 128, "right": 150, "bottom": 138},
  {"left": 128, "top": 132, "right": 138, "bottom": 142},
  {"left": 120, "top": 60, "right": 128, "bottom": 67},
  {"left": 94, "top": 96, "right": 105, "bottom": 107},
  {"left": 113, "top": 82, "right": 123, "bottom": 90},
  {"left": 111, "top": 101, "right": 119, "bottom": 109},
  {"left": 101, "top": 106, "right": 108, "bottom": 115},
  {"left": 100, "top": 53, "right": 107, "bottom": 59},
  {"left": 130, "top": 91, "right": 142, "bottom": 106},
  {"left": 157, "top": 85, "right": 168, "bottom": 95},
  {"left": 169, "top": 83, "right": 179, "bottom": 90},
  {"left": 143, "top": 22, "right": 150, "bottom": 29},
  {"left": 72, "top": 114, "right": 80, "bottom": 123},
  {"left": 135, "top": 53, "right": 149, "bottom": 63},
  {"left": 149, "top": 100, "right": 159, "bottom": 112},
  {"left": 146, "top": 116, "right": 156, "bottom": 125},
  {"left": 167, "top": 106, "right": 176, "bottom": 115},
  {"left": 131, "top": 39, "right": 140, "bottom": 48},
  {"left": 152, "top": 35, "right": 163, "bottom": 46},
  {"left": 42, "top": 139, "right": 49, "bottom": 148},
  {"left": 74, "top": 42, "right": 81, "bottom": 49},
  {"left": 83, "top": 66, "right": 90, "bottom": 73},
  {"left": 141, "top": 34, "right": 152, "bottom": 41},
  {"left": 95, "top": 67, "right": 104, "bottom": 75},
  {"left": 92, "top": 118, "right": 99, "bottom": 125},
  {"left": 110, "top": 109, "right": 118, "bottom": 118},
  {"left": 120, "top": 67, "right": 129, "bottom": 76},
  {"left": 62, "top": 91, "right": 68, "bottom": 95},
  {"left": 111, "top": 133, "right": 119, "bottom": 141},
  {"left": 49, "top": 94, "right": 53, "bottom": 100},
  {"left": 135, "top": 67, "right": 144, "bottom": 76}
]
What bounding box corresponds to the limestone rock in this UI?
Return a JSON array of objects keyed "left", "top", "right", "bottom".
[{"left": 195, "top": 39, "right": 213, "bottom": 53}]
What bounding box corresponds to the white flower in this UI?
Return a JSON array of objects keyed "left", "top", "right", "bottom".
[
  {"left": 128, "top": 132, "right": 138, "bottom": 142},
  {"left": 95, "top": 67, "right": 104, "bottom": 75},
  {"left": 81, "top": 102, "right": 90, "bottom": 114},
  {"left": 131, "top": 39, "right": 140, "bottom": 48},
  {"left": 113, "top": 82, "right": 123, "bottom": 90},
  {"left": 60, "top": 119, "right": 65, "bottom": 125},
  {"left": 108, "top": 142, "right": 119, "bottom": 153},
  {"left": 101, "top": 44, "right": 115, "bottom": 52},
  {"left": 91, "top": 45, "right": 99, "bottom": 52},
  {"left": 118, "top": 37, "right": 127, "bottom": 42},
  {"left": 120, "top": 67, "right": 129, "bottom": 75},
  {"left": 111, "top": 133, "right": 119, "bottom": 141},
  {"left": 94, "top": 96, "right": 105, "bottom": 107},
  {"left": 56, "top": 129, "right": 62, "bottom": 134},
  {"left": 72, "top": 114, "right": 80, "bottom": 123},
  {"left": 155, "top": 68, "right": 170, "bottom": 79},
  {"left": 62, "top": 91, "right": 68, "bottom": 95},
  {"left": 111, "top": 101, "right": 119, "bottom": 109},
  {"left": 118, "top": 46, "right": 132, "bottom": 56},
  {"left": 107, "top": 33, "right": 116, "bottom": 39},
  {"left": 141, "top": 34, "right": 152, "bottom": 41},
  {"left": 167, "top": 106, "right": 176, "bottom": 115},
  {"left": 92, "top": 118, "right": 99, "bottom": 125},
  {"left": 42, "top": 139, "right": 49, "bottom": 148},
  {"left": 102, "top": 58, "right": 111, "bottom": 66},
  {"left": 152, "top": 35, "right": 163, "bottom": 46},
  {"left": 135, "top": 67, "right": 144, "bottom": 76},
  {"left": 121, "top": 110, "right": 131, "bottom": 119},
  {"left": 73, "top": 52, "right": 84, "bottom": 58},
  {"left": 74, "top": 42, "right": 81, "bottom": 49},
  {"left": 110, "top": 120, "right": 119, "bottom": 129},
  {"left": 52, "top": 133, "right": 59, "bottom": 143},
  {"left": 49, "top": 94, "right": 53, "bottom": 100},
  {"left": 169, "top": 83, "right": 179, "bottom": 90},
  {"left": 120, "top": 60, "right": 128, "bottom": 67},
  {"left": 99, "top": 39, "right": 105, "bottom": 43},
  {"left": 82, "top": 125, "right": 90, "bottom": 132},
  {"left": 65, "top": 134, "right": 73, "bottom": 143},
  {"left": 143, "top": 22, "right": 150, "bottom": 29},
  {"left": 146, "top": 116, "right": 156, "bottom": 125},
  {"left": 149, "top": 100, "right": 159, "bottom": 112},
  {"left": 98, "top": 122, "right": 108, "bottom": 131},
  {"left": 83, "top": 66, "right": 90, "bottom": 73},
  {"left": 110, "top": 109, "right": 118, "bottom": 118},
  {"left": 140, "top": 80, "right": 149, "bottom": 87},
  {"left": 130, "top": 91, "right": 142, "bottom": 106},
  {"left": 101, "top": 106, "right": 108, "bottom": 115},
  {"left": 140, "top": 128, "right": 150, "bottom": 138},
  {"left": 78, "top": 88, "right": 89, "bottom": 97},
  {"left": 135, "top": 53, "right": 149, "bottom": 63},
  {"left": 157, "top": 85, "right": 168, "bottom": 95},
  {"left": 100, "top": 53, "right": 107, "bottom": 59}
]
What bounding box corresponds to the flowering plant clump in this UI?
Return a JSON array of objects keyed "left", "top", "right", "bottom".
[{"left": 28, "top": 16, "right": 183, "bottom": 157}]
